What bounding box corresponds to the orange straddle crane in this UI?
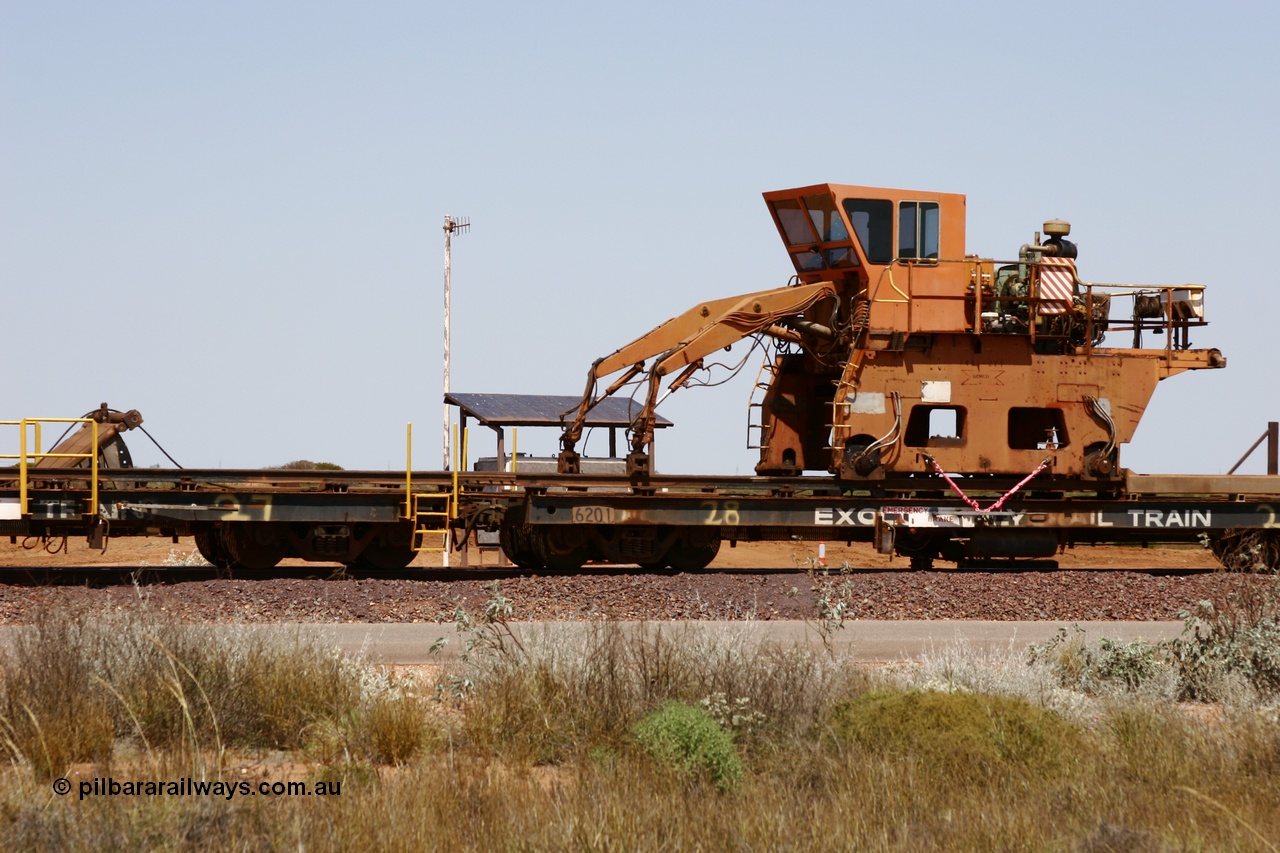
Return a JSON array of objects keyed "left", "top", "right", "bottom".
[{"left": 559, "top": 183, "right": 1224, "bottom": 486}]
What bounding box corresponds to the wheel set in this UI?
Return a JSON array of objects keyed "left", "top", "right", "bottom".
[
  {"left": 192, "top": 521, "right": 418, "bottom": 573},
  {"left": 495, "top": 519, "right": 721, "bottom": 572}
]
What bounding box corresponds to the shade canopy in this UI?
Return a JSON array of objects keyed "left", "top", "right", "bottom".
[{"left": 444, "top": 393, "right": 673, "bottom": 429}]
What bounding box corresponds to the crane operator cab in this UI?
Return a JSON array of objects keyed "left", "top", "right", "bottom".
[
  {"left": 764, "top": 184, "right": 966, "bottom": 340},
  {"left": 763, "top": 185, "right": 1117, "bottom": 347}
]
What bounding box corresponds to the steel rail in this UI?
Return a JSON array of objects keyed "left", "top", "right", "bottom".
[{"left": 0, "top": 563, "right": 1218, "bottom": 587}]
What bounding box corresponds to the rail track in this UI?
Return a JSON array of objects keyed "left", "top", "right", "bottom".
[{"left": 0, "top": 561, "right": 1220, "bottom": 588}]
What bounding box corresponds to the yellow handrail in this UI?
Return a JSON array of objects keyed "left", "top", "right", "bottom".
[
  {"left": 1, "top": 418, "right": 100, "bottom": 517},
  {"left": 404, "top": 423, "right": 411, "bottom": 520},
  {"left": 450, "top": 425, "right": 469, "bottom": 518}
]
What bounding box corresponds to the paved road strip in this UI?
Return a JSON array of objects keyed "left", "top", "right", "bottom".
[{"left": 0, "top": 620, "right": 1182, "bottom": 664}]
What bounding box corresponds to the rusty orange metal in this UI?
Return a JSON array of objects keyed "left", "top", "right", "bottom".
[
  {"left": 560, "top": 182, "right": 1224, "bottom": 485},
  {"left": 756, "top": 183, "right": 1223, "bottom": 480}
]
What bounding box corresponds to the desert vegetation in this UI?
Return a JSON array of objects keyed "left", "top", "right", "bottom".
[{"left": 0, "top": 574, "right": 1278, "bottom": 852}]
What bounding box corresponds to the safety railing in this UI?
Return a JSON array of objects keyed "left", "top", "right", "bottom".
[
  {"left": 1076, "top": 282, "right": 1208, "bottom": 355},
  {"left": 0, "top": 418, "right": 100, "bottom": 517},
  {"left": 403, "top": 423, "right": 468, "bottom": 562},
  {"left": 866, "top": 256, "right": 1209, "bottom": 362}
]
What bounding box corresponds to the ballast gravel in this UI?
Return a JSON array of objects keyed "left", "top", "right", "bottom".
[{"left": 0, "top": 568, "right": 1268, "bottom": 625}]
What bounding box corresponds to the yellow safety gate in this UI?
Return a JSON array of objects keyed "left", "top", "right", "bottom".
[{"left": 1, "top": 418, "right": 101, "bottom": 517}]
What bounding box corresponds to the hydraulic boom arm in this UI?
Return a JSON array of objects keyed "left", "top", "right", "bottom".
[{"left": 558, "top": 281, "right": 838, "bottom": 479}]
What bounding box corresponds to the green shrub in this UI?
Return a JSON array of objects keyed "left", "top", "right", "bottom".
[
  {"left": 830, "top": 689, "right": 1083, "bottom": 782},
  {"left": 1172, "top": 595, "right": 1280, "bottom": 701},
  {"left": 272, "top": 460, "right": 344, "bottom": 470},
  {"left": 1029, "top": 593, "right": 1280, "bottom": 701},
  {"left": 632, "top": 700, "right": 743, "bottom": 792},
  {"left": 1030, "top": 626, "right": 1173, "bottom": 695}
]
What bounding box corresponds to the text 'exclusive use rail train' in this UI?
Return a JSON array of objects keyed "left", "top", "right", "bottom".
[{"left": 4, "top": 183, "right": 1279, "bottom": 572}]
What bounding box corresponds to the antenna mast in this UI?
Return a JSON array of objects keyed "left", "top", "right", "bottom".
[{"left": 443, "top": 215, "right": 470, "bottom": 470}]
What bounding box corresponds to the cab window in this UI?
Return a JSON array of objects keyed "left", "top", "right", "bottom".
[
  {"left": 898, "top": 201, "right": 940, "bottom": 260},
  {"left": 804, "top": 194, "right": 848, "bottom": 242},
  {"left": 771, "top": 198, "right": 816, "bottom": 246},
  {"left": 773, "top": 195, "right": 858, "bottom": 271},
  {"left": 841, "top": 199, "right": 893, "bottom": 264}
]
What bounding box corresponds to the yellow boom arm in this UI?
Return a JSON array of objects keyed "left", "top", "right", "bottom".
[{"left": 558, "top": 281, "right": 838, "bottom": 477}]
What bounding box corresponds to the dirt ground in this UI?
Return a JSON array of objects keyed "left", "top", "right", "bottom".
[{"left": 0, "top": 533, "right": 1221, "bottom": 571}]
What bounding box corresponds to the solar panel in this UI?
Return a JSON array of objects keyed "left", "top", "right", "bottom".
[{"left": 444, "top": 393, "right": 673, "bottom": 428}]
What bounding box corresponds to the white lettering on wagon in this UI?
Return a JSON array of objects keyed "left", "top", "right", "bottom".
[
  {"left": 1125, "top": 509, "right": 1212, "bottom": 528},
  {"left": 814, "top": 508, "right": 877, "bottom": 526}
]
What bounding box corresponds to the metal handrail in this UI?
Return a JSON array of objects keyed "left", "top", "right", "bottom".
[
  {"left": 865, "top": 256, "right": 1207, "bottom": 363},
  {"left": 0, "top": 418, "right": 100, "bottom": 517},
  {"left": 403, "top": 421, "right": 462, "bottom": 522},
  {"left": 404, "top": 422, "right": 469, "bottom": 564}
]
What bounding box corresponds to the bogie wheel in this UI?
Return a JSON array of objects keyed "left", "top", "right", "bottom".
[
  {"left": 499, "top": 520, "right": 544, "bottom": 570},
  {"left": 896, "top": 532, "right": 937, "bottom": 571},
  {"left": 532, "top": 526, "right": 590, "bottom": 571},
  {"left": 515, "top": 525, "right": 545, "bottom": 569},
  {"left": 352, "top": 522, "right": 417, "bottom": 571},
  {"left": 665, "top": 529, "right": 721, "bottom": 571},
  {"left": 221, "top": 522, "right": 290, "bottom": 571},
  {"left": 193, "top": 527, "right": 234, "bottom": 570},
  {"left": 909, "top": 554, "right": 935, "bottom": 571}
]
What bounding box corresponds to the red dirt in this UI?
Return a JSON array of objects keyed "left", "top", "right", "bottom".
[{"left": 0, "top": 535, "right": 1221, "bottom": 572}]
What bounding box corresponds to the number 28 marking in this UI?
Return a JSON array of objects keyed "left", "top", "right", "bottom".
[{"left": 702, "top": 500, "right": 740, "bottom": 526}]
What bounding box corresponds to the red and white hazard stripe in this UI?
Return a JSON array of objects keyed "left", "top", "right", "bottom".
[{"left": 1037, "top": 258, "right": 1075, "bottom": 314}]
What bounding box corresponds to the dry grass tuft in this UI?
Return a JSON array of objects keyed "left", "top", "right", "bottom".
[{"left": 0, "top": 604, "right": 433, "bottom": 780}]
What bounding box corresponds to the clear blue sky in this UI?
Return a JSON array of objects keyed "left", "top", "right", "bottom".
[{"left": 3, "top": 1, "right": 1277, "bottom": 475}]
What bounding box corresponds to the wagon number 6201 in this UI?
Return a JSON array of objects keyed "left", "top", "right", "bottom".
[{"left": 571, "top": 506, "right": 614, "bottom": 524}]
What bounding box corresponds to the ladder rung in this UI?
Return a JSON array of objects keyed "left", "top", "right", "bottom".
[
  {"left": 413, "top": 530, "right": 450, "bottom": 552},
  {"left": 411, "top": 489, "right": 454, "bottom": 551}
]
